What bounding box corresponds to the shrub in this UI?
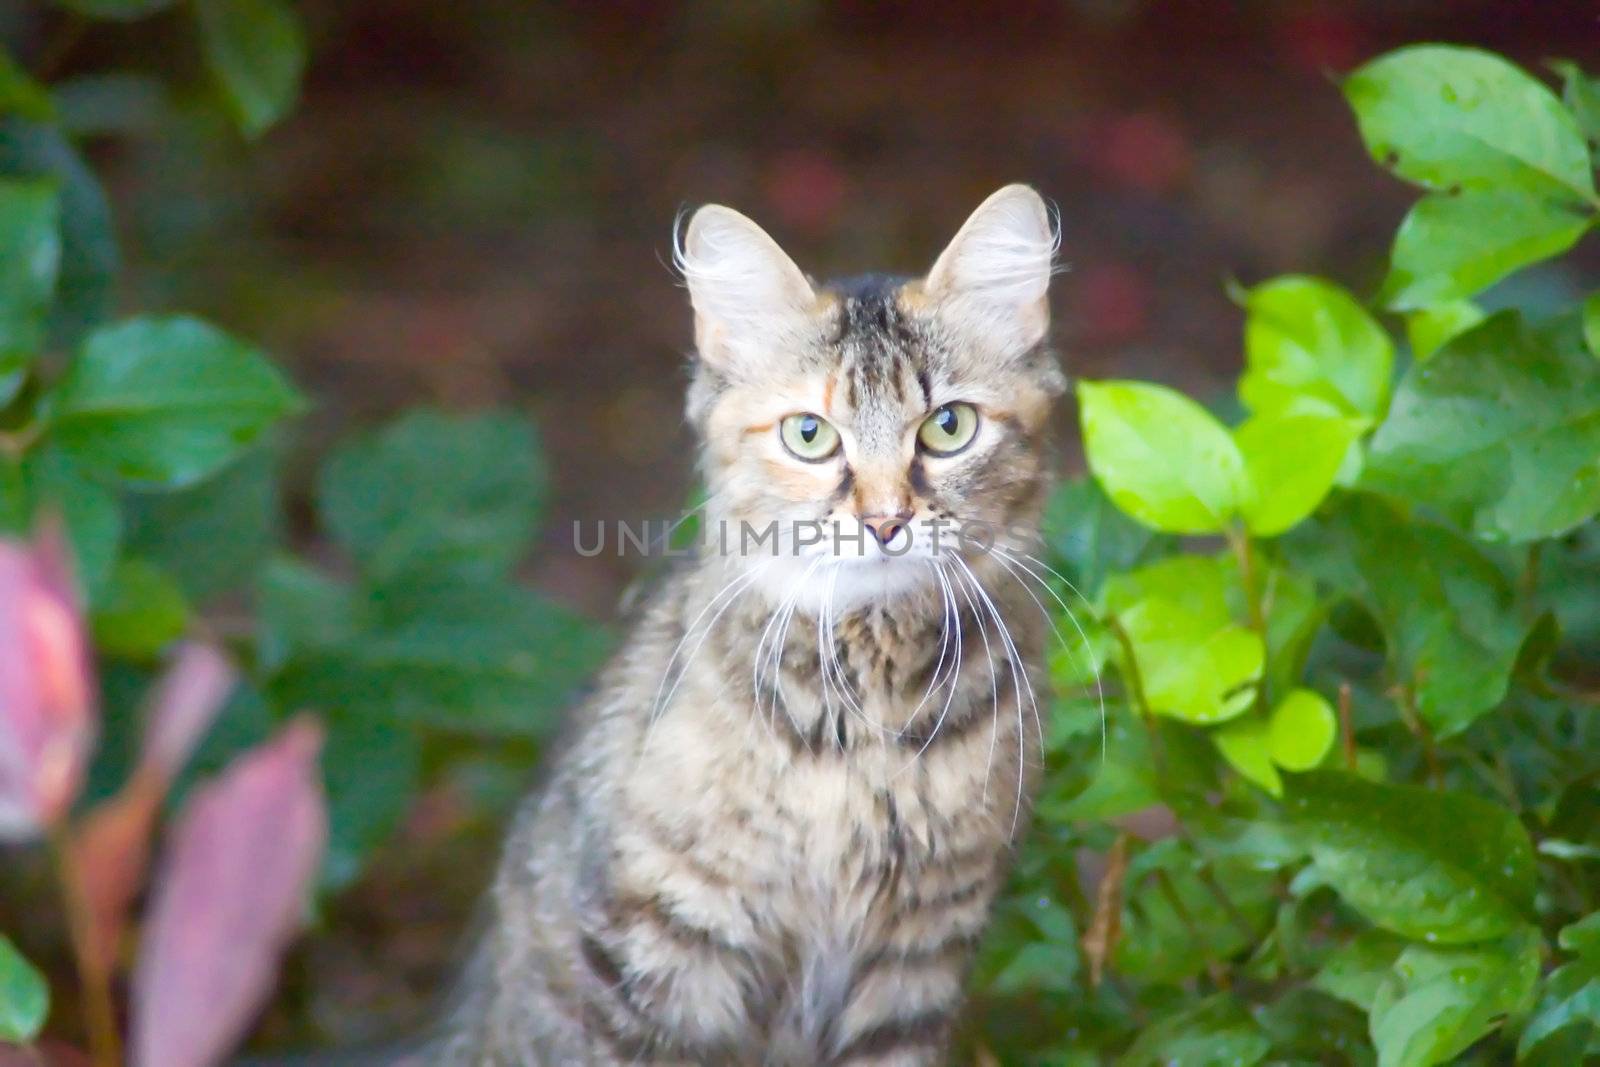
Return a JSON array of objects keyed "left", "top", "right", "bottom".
[
  {"left": 1, "top": 6, "right": 605, "bottom": 1064},
  {"left": 970, "top": 45, "right": 1600, "bottom": 1067}
]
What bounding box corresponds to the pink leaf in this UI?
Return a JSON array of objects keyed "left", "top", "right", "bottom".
[
  {"left": 139, "top": 643, "right": 236, "bottom": 786},
  {"left": 131, "top": 718, "right": 326, "bottom": 1067},
  {"left": 67, "top": 643, "right": 236, "bottom": 979},
  {"left": 0, "top": 527, "right": 95, "bottom": 839}
]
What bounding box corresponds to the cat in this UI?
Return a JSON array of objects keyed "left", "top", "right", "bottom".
[{"left": 431, "top": 184, "right": 1066, "bottom": 1066}]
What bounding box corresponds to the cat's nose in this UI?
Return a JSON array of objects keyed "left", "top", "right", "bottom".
[{"left": 860, "top": 511, "right": 914, "bottom": 547}]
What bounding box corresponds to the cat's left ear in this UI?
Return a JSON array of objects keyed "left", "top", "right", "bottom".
[{"left": 923, "top": 184, "right": 1056, "bottom": 354}]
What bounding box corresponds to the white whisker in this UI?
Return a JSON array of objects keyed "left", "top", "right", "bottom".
[
  {"left": 953, "top": 554, "right": 1039, "bottom": 837},
  {"left": 642, "top": 560, "right": 770, "bottom": 761},
  {"left": 947, "top": 558, "right": 1000, "bottom": 802},
  {"left": 895, "top": 559, "right": 965, "bottom": 775}
]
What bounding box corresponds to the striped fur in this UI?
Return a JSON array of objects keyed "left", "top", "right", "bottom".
[{"left": 435, "top": 186, "right": 1065, "bottom": 1065}]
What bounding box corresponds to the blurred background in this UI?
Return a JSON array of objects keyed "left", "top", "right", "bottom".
[{"left": 4, "top": 0, "right": 1600, "bottom": 1054}]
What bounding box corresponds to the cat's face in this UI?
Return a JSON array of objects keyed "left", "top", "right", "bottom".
[{"left": 680, "top": 185, "right": 1065, "bottom": 611}]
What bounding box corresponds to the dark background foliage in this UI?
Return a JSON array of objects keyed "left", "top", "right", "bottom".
[
  {"left": 3, "top": 1, "right": 1600, "bottom": 1060},
  {"left": 14, "top": 0, "right": 1598, "bottom": 617}
]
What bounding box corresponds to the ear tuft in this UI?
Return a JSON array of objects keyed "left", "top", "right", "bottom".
[
  {"left": 924, "top": 184, "right": 1057, "bottom": 352},
  {"left": 676, "top": 204, "right": 816, "bottom": 370}
]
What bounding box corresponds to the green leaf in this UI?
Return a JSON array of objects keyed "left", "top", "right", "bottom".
[
  {"left": 125, "top": 442, "right": 279, "bottom": 600},
  {"left": 1235, "top": 412, "right": 1365, "bottom": 536},
  {"left": 1254, "top": 988, "right": 1374, "bottom": 1066},
  {"left": 1116, "top": 994, "right": 1271, "bottom": 1067},
  {"left": 1344, "top": 45, "right": 1595, "bottom": 201},
  {"left": 1231, "top": 557, "right": 1323, "bottom": 700},
  {"left": 320, "top": 715, "right": 420, "bottom": 890},
  {"left": 1268, "top": 688, "right": 1336, "bottom": 771},
  {"left": 194, "top": 0, "right": 307, "bottom": 137},
  {"left": 0, "top": 933, "right": 48, "bottom": 1043},
  {"left": 1406, "top": 299, "right": 1486, "bottom": 361},
  {"left": 271, "top": 573, "right": 611, "bottom": 738},
  {"left": 1314, "top": 929, "right": 1409, "bottom": 1012},
  {"left": 1047, "top": 613, "right": 1110, "bottom": 691},
  {"left": 1042, "top": 702, "right": 1215, "bottom": 822},
  {"left": 1102, "top": 555, "right": 1263, "bottom": 724},
  {"left": 1365, "top": 311, "right": 1600, "bottom": 542},
  {"left": 0, "top": 178, "right": 60, "bottom": 387},
  {"left": 1379, "top": 190, "right": 1593, "bottom": 310},
  {"left": 1289, "top": 494, "right": 1527, "bottom": 737},
  {"left": 1285, "top": 771, "right": 1536, "bottom": 943},
  {"left": 0, "top": 49, "right": 54, "bottom": 122},
  {"left": 1519, "top": 961, "right": 1600, "bottom": 1063},
  {"left": 52, "top": 315, "right": 304, "bottom": 489},
  {"left": 318, "top": 409, "right": 546, "bottom": 583},
  {"left": 1042, "top": 476, "right": 1173, "bottom": 597},
  {"left": 256, "top": 555, "right": 361, "bottom": 673},
  {"left": 51, "top": 0, "right": 178, "bottom": 19},
  {"left": 90, "top": 558, "right": 190, "bottom": 660},
  {"left": 1369, "top": 930, "right": 1540, "bottom": 1067},
  {"left": 976, "top": 884, "right": 1081, "bottom": 999},
  {"left": 1118, "top": 842, "right": 1278, "bottom": 984},
  {"left": 0, "top": 119, "right": 119, "bottom": 347},
  {"left": 0, "top": 444, "right": 122, "bottom": 596},
  {"left": 1213, "top": 714, "right": 1282, "bottom": 796},
  {"left": 1563, "top": 912, "right": 1600, "bottom": 967},
  {"left": 1550, "top": 59, "right": 1600, "bottom": 147},
  {"left": 1585, "top": 292, "right": 1600, "bottom": 359},
  {"left": 1237, "top": 274, "right": 1394, "bottom": 421},
  {"left": 1078, "top": 380, "right": 1245, "bottom": 534}
]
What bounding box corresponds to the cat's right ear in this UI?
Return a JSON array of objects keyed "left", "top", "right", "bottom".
[{"left": 678, "top": 205, "right": 817, "bottom": 373}]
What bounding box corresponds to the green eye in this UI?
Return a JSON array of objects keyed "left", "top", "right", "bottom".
[
  {"left": 917, "top": 402, "right": 979, "bottom": 455},
  {"left": 779, "top": 412, "right": 841, "bottom": 461}
]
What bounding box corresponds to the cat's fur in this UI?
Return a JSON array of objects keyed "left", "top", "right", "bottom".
[{"left": 433, "top": 185, "right": 1065, "bottom": 1066}]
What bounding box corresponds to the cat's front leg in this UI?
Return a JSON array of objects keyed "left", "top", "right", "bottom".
[
  {"left": 824, "top": 957, "right": 964, "bottom": 1067},
  {"left": 575, "top": 879, "right": 777, "bottom": 1066},
  {"left": 824, "top": 933, "right": 988, "bottom": 1064}
]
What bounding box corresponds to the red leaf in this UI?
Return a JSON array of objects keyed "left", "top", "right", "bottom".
[
  {"left": 130, "top": 718, "right": 326, "bottom": 1067},
  {"left": 0, "top": 527, "right": 95, "bottom": 839},
  {"left": 71, "top": 777, "right": 162, "bottom": 982}
]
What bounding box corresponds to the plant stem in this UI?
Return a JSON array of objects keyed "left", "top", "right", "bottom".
[
  {"left": 1228, "top": 527, "right": 1270, "bottom": 712},
  {"left": 1338, "top": 681, "right": 1356, "bottom": 771},
  {"left": 1393, "top": 683, "right": 1441, "bottom": 787},
  {"left": 48, "top": 828, "right": 121, "bottom": 1067},
  {"left": 1229, "top": 527, "right": 1266, "bottom": 636},
  {"left": 1105, "top": 616, "right": 1151, "bottom": 724}
]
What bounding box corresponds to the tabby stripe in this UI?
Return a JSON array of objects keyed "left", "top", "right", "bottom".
[
  {"left": 850, "top": 925, "right": 985, "bottom": 996},
  {"left": 613, "top": 892, "right": 748, "bottom": 956},
  {"left": 909, "top": 866, "right": 996, "bottom": 911},
  {"left": 579, "top": 932, "right": 626, "bottom": 990},
  {"left": 637, "top": 815, "right": 735, "bottom": 890},
  {"left": 832, "top": 1009, "right": 950, "bottom": 1063}
]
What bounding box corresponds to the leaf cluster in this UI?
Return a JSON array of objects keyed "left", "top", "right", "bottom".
[
  {"left": 0, "top": 8, "right": 608, "bottom": 936},
  {"left": 970, "top": 46, "right": 1600, "bottom": 1067}
]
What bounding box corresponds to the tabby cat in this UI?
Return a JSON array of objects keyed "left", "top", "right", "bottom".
[{"left": 434, "top": 184, "right": 1066, "bottom": 1066}]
